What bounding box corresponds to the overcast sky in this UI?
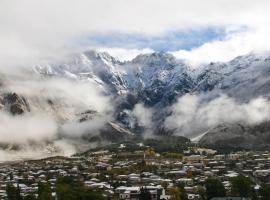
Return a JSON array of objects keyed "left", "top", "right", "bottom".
[{"left": 1, "top": 0, "right": 270, "bottom": 69}]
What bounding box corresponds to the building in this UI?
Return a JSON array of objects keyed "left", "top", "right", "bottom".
[{"left": 115, "top": 186, "right": 164, "bottom": 200}]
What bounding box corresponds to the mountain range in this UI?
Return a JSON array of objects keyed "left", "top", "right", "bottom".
[{"left": 1, "top": 50, "right": 270, "bottom": 151}]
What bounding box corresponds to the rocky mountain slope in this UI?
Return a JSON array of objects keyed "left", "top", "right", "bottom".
[
  {"left": 35, "top": 51, "right": 270, "bottom": 104},
  {"left": 199, "top": 122, "right": 270, "bottom": 149},
  {"left": 2, "top": 50, "right": 270, "bottom": 150}
]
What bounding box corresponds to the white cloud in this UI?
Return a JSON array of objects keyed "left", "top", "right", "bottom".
[
  {"left": 0, "top": 140, "right": 78, "bottom": 161},
  {"left": 172, "top": 27, "right": 270, "bottom": 66},
  {"left": 60, "top": 114, "right": 111, "bottom": 138},
  {"left": 132, "top": 103, "right": 153, "bottom": 128},
  {"left": 0, "top": 76, "right": 113, "bottom": 147},
  {"left": 1, "top": 0, "right": 270, "bottom": 71},
  {"left": 131, "top": 103, "right": 154, "bottom": 137},
  {"left": 98, "top": 48, "right": 154, "bottom": 61},
  {"left": 0, "top": 111, "right": 58, "bottom": 144},
  {"left": 165, "top": 94, "right": 270, "bottom": 137},
  {"left": 5, "top": 77, "right": 112, "bottom": 114}
]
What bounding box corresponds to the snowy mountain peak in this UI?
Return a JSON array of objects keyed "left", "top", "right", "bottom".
[
  {"left": 131, "top": 52, "right": 178, "bottom": 68},
  {"left": 3, "top": 50, "right": 270, "bottom": 151}
]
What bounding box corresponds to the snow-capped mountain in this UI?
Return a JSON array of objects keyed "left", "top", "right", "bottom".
[
  {"left": 34, "top": 51, "right": 196, "bottom": 107},
  {"left": 194, "top": 53, "right": 270, "bottom": 100},
  {"left": 2, "top": 50, "right": 270, "bottom": 150},
  {"left": 34, "top": 50, "right": 127, "bottom": 95},
  {"left": 35, "top": 50, "right": 270, "bottom": 103}
]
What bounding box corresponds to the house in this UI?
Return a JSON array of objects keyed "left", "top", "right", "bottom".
[
  {"left": 214, "top": 155, "right": 225, "bottom": 160},
  {"left": 187, "top": 194, "right": 200, "bottom": 200},
  {"left": 227, "top": 154, "right": 240, "bottom": 160},
  {"left": 253, "top": 169, "right": 270, "bottom": 177},
  {"left": 176, "top": 178, "right": 193, "bottom": 186},
  {"left": 96, "top": 163, "right": 111, "bottom": 170},
  {"left": 116, "top": 186, "right": 140, "bottom": 200},
  {"left": 160, "top": 188, "right": 171, "bottom": 200},
  {"left": 115, "top": 186, "right": 163, "bottom": 200}
]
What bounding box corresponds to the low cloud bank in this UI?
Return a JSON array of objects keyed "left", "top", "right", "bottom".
[
  {"left": 0, "top": 76, "right": 114, "bottom": 159},
  {"left": 165, "top": 94, "right": 270, "bottom": 136},
  {"left": 0, "top": 112, "right": 57, "bottom": 144}
]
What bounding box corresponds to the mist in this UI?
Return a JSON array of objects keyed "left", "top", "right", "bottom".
[
  {"left": 165, "top": 94, "right": 270, "bottom": 137},
  {"left": 0, "top": 74, "right": 114, "bottom": 159},
  {"left": 131, "top": 103, "right": 154, "bottom": 137},
  {"left": 0, "top": 111, "right": 57, "bottom": 144}
]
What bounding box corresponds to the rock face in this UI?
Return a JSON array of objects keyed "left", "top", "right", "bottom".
[
  {"left": 1, "top": 93, "right": 30, "bottom": 115},
  {"left": 199, "top": 122, "right": 270, "bottom": 149},
  {"left": 35, "top": 51, "right": 270, "bottom": 106},
  {"left": 35, "top": 51, "right": 196, "bottom": 106},
  {"left": 100, "top": 122, "right": 134, "bottom": 142},
  {"left": 78, "top": 111, "right": 134, "bottom": 143}
]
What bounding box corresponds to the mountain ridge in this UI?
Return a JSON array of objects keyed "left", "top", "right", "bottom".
[{"left": 2, "top": 50, "right": 270, "bottom": 150}]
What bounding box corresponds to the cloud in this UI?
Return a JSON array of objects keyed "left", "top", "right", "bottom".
[
  {"left": 0, "top": 140, "right": 79, "bottom": 161},
  {"left": 1, "top": 0, "right": 270, "bottom": 71},
  {"left": 0, "top": 111, "right": 57, "bottom": 144},
  {"left": 5, "top": 77, "right": 112, "bottom": 114},
  {"left": 0, "top": 76, "right": 114, "bottom": 159},
  {"left": 131, "top": 103, "right": 154, "bottom": 137},
  {"left": 172, "top": 27, "right": 270, "bottom": 66},
  {"left": 60, "top": 114, "right": 111, "bottom": 138},
  {"left": 165, "top": 94, "right": 270, "bottom": 137},
  {"left": 98, "top": 48, "right": 154, "bottom": 61}
]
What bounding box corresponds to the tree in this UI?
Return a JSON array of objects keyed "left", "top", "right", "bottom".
[
  {"left": 197, "top": 186, "right": 206, "bottom": 200},
  {"left": 6, "top": 183, "right": 22, "bottom": 200},
  {"left": 56, "top": 176, "right": 105, "bottom": 200},
  {"left": 205, "top": 178, "right": 226, "bottom": 200},
  {"left": 37, "top": 182, "right": 53, "bottom": 200},
  {"left": 177, "top": 183, "right": 187, "bottom": 200},
  {"left": 139, "top": 187, "right": 151, "bottom": 200},
  {"left": 23, "top": 194, "right": 36, "bottom": 200},
  {"left": 230, "top": 175, "right": 252, "bottom": 197},
  {"left": 168, "top": 187, "right": 181, "bottom": 200},
  {"left": 16, "top": 184, "right": 23, "bottom": 200},
  {"left": 144, "top": 148, "right": 156, "bottom": 158},
  {"left": 259, "top": 184, "right": 270, "bottom": 200},
  {"left": 161, "top": 181, "right": 169, "bottom": 190},
  {"left": 9, "top": 172, "right": 13, "bottom": 181},
  {"left": 82, "top": 188, "right": 106, "bottom": 200},
  {"left": 187, "top": 171, "right": 193, "bottom": 178},
  {"left": 56, "top": 177, "right": 81, "bottom": 200}
]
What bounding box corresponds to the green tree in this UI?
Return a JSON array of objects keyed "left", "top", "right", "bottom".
[
  {"left": 139, "top": 187, "right": 151, "bottom": 200},
  {"left": 16, "top": 184, "right": 23, "bottom": 200},
  {"left": 259, "top": 184, "right": 270, "bottom": 200},
  {"left": 82, "top": 188, "right": 106, "bottom": 200},
  {"left": 23, "top": 194, "right": 36, "bottom": 200},
  {"left": 56, "top": 176, "right": 105, "bottom": 200},
  {"left": 56, "top": 177, "right": 80, "bottom": 200},
  {"left": 230, "top": 175, "right": 252, "bottom": 197},
  {"left": 197, "top": 186, "right": 206, "bottom": 200},
  {"left": 9, "top": 172, "right": 13, "bottom": 180},
  {"left": 205, "top": 178, "right": 226, "bottom": 200},
  {"left": 37, "top": 182, "right": 52, "bottom": 200},
  {"left": 174, "top": 182, "right": 187, "bottom": 200},
  {"left": 6, "top": 183, "right": 22, "bottom": 200}
]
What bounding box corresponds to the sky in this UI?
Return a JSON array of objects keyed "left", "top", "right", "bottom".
[{"left": 1, "top": 0, "right": 270, "bottom": 69}]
